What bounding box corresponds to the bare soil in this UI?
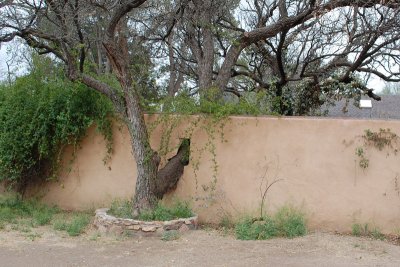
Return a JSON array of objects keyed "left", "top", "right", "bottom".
[{"left": 0, "top": 226, "right": 400, "bottom": 267}]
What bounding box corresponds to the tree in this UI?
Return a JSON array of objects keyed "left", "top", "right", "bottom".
[
  {"left": 382, "top": 82, "right": 400, "bottom": 95},
  {"left": 143, "top": 0, "right": 399, "bottom": 111},
  {"left": 0, "top": 0, "right": 189, "bottom": 215}
]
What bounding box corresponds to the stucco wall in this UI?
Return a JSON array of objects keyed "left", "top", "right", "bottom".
[{"left": 31, "top": 115, "right": 400, "bottom": 233}]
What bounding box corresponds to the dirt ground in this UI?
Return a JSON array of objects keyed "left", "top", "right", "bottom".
[{"left": 0, "top": 227, "right": 400, "bottom": 267}]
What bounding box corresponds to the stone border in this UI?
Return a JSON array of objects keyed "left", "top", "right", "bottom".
[{"left": 93, "top": 208, "right": 198, "bottom": 236}]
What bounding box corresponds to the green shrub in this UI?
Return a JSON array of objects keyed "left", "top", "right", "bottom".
[
  {"left": 169, "top": 201, "right": 193, "bottom": 219},
  {"left": 151, "top": 204, "right": 172, "bottom": 221},
  {"left": 235, "top": 217, "right": 277, "bottom": 240},
  {"left": 274, "top": 205, "right": 307, "bottom": 238},
  {"left": 235, "top": 205, "right": 307, "bottom": 240},
  {"left": 0, "top": 60, "right": 114, "bottom": 190},
  {"left": 66, "top": 214, "right": 90, "bottom": 236}
]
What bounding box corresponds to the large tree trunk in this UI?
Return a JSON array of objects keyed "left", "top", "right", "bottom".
[
  {"left": 103, "top": 20, "right": 190, "bottom": 215},
  {"left": 124, "top": 86, "right": 160, "bottom": 214},
  {"left": 198, "top": 25, "right": 214, "bottom": 92}
]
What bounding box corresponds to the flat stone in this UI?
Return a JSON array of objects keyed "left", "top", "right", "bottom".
[
  {"left": 178, "top": 224, "right": 190, "bottom": 232},
  {"left": 164, "top": 224, "right": 180, "bottom": 231},
  {"left": 143, "top": 221, "right": 160, "bottom": 226},
  {"left": 163, "top": 221, "right": 174, "bottom": 226},
  {"left": 142, "top": 226, "right": 157, "bottom": 232},
  {"left": 127, "top": 225, "right": 141, "bottom": 230},
  {"left": 184, "top": 220, "right": 191, "bottom": 225}
]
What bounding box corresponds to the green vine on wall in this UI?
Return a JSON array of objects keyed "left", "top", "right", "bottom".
[
  {"left": 355, "top": 128, "right": 399, "bottom": 169},
  {"left": 146, "top": 89, "right": 270, "bottom": 208}
]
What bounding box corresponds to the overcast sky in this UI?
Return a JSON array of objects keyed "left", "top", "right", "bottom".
[{"left": 0, "top": 46, "right": 7, "bottom": 80}]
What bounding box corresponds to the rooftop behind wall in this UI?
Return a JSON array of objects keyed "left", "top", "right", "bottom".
[{"left": 30, "top": 115, "right": 400, "bottom": 234}]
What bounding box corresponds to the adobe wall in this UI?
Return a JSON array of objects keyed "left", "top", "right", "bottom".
[{"left": 30, "top": 115, "right": 400, "bottom": 234}]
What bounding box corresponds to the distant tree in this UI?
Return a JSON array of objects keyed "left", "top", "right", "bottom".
[
  {"left": 381, "top": 82, "right": 400, "bottom": 95},
  {"left": 144, "top": 0, "right": 400, "bottom": 112}
]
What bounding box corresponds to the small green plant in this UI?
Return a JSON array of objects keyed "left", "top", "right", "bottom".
[
  {"left": 108, "top": 199, "right": 133, "bottom": 219},
  {"left": 66, "top": 214, "right": 91, "bottom": 236},
  {"left": 274, "top": 205, "right": 307, "bottom": 238},
  {"left": 235, "top": 205, "right": 307, "bottom": 240},
  {"left": 351, "top": 223, "right": 385, "bottom": 240},
  {"left": 370, "top": 228, "right": 385, "bottom": 240},
  {"left": 355, "top": 147, "right": 369, "bottom": 169},
  {"left": 352, "top": 223, "right": 363, "bottom": 236},
  {"left": 161, "top": 230, "right": 181, "bottom": 241}
]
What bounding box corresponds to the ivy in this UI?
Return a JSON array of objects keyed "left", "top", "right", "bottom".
[{"left": 0, "top": 68, "right": 114, "bottom": 190}]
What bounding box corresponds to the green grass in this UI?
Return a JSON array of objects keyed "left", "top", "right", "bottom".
[
  {"left": 139, "top": 201, "right": 193, "bottom": 221},
  {"left": 274, "top": 205, "right": 307, "bottom": 238},
  {"left": 108, "top": 199, "right": 194, "bottom": 221},
  {"left": 0, "top": 194, "right": 91, "bottom": 237},
  {"left": 161, "top": 230, "right": 180, "bottom": 241},
  {"left": 52, "top": 213, "right": 91, "bottom": 236},
  {"left": 235, "top": 205, "right": 307, "bottom": 240},
  {"left": 66, "top": 214, "right": 91, "bottom": 236},
  {"left": 0, "top": 194, "right": 58, "bottom": 225},
  {"left": 352, "top": 223, "right": 385, "bottom": 240},
  {"left": 108, "top": 199, "right": 133, "bottom": 219},
  {"left": 352, "top": 223, "right": 363, "bottom": 236},
  {"left": 52, "top": 217, "right": 68, "bottom": 231}
]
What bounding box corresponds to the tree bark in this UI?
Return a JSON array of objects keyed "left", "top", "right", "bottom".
[{"left": 102, "top": 15, "right": 190, "bottom": 215}]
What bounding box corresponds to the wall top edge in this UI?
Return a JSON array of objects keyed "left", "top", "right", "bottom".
[{"left": 143, "top": 113, "right": 400, "bottom": 124}]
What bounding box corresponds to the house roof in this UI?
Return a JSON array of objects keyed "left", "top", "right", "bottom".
[{"left": 325, "top": 95, "right": 400, "bottom": 120}]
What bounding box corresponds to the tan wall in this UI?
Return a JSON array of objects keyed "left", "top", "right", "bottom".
[{"left": 31, "top": 115, "right": 400, "bottom": 234}]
